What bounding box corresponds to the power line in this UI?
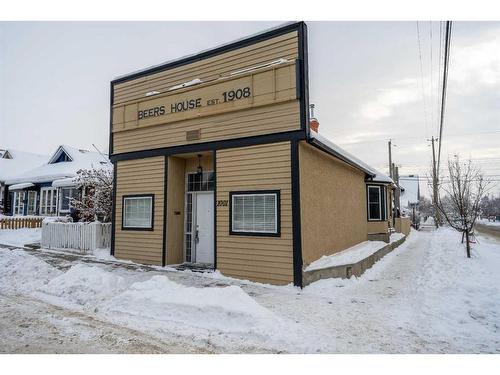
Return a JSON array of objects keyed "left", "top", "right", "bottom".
[
  {"left": 437, "top": 20, "right": 453, "bottom": 176},
  {"left": 429, "top": 21, "right": 434, "bottom": 134},
  {"left": 416, "top": 21, "right": 430, "bottom": 138}
]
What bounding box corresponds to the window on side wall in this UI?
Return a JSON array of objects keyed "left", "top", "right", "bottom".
[
  {"left": 60, "top": 187, "right": 80, "bottom": 212},
  {"left": 230, "top": 191, "right": 280, "bottom": 236},
  {"left": 367, "top": 185, "right": 386, "bottom": 221},
  {"left": 122, "top": 194, "right": 154, "bottom": 230}
]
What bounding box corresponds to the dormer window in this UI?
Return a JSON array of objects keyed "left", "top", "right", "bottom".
[
  {"left": 53, "top": 152, "right": 71, "bottom": 163},
  {"left": 49, "top": 147, "right": 73, "bottom": 164}
]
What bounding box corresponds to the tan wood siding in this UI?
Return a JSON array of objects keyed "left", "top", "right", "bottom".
[
  {"left": 216, "top": 142, "right": 293, "bottom": 285},
  {"left": 113, "top": 31, "right": 298, "bottom": 106},
  {"left": 113, "top": 63, "right": 296, "bottom": 132},
  {"left": 166, "top": 156, "right": 186, "bottom": 264},
  {"left": 299, "top": 142, "right": 368, "bottom": 265},
  {"left": 111, "top": 30, "right": 301, "bottom": 156},
  {"left": 114, "top": 157, "right": 165, "bottom": 265},
  {"left": 113, "top": 100, "right": 300, "bottom": 154}
]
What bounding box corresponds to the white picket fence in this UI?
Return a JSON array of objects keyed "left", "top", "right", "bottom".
[{"left": 41, "top": 222, "right": 111, "bottom": 253}]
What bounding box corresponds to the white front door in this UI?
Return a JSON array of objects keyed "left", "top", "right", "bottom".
[{"left": 194, "top": 193, "right": 214, "bottom": 264}]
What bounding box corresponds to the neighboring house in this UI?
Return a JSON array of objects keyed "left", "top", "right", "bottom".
[
  {"left": 0, "top": 149, "right": 48, "bottom": 214},
  {"left": 107, "top": 22, "right": 395, "bottom": 287},
  {"left": 5, "top": 145, "right": 111, "bottom": 217},
  {"left": 399, "top": 175, "right": 420, "bottom": 211}
]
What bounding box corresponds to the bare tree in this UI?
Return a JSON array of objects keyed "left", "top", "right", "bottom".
[{"left": 436, "top": 156, "right": 490, "bottom": 258}]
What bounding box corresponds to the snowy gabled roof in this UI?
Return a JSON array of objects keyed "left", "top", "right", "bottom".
[
  {"left": 0, "top": 149, "right": 48, "bottom": 182},
  {"left": 308, "top": 130, "right": 394, "bottom": 184},
  {"left": 5, "top": 145, "right": 111, "bottom": 185}
]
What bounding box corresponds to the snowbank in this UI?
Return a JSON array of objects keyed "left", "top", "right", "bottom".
[
  {"left": 0, "top": 228, "right": 42, "bottom": 247},
  {"left": 39, "top": 264, "right": 127, "bottom": 307},
  {"left": 0, "top": 249, "right": 61, "bottom": 293},
  {"left": 477, "top": 218, "right": 500, "bottom": 227},
  {"left": 101, "top": 275, "right": 278, "bottom": 333}
]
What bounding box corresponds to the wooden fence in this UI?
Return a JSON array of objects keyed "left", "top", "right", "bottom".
[
  {"left": 0, "top": 217, "right": 44, "bottom": 229},
  {"left": 41, "top": 222, "right": 111, "bottom": 253}
]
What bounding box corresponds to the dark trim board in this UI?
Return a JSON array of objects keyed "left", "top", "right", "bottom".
[
  {"left": 109, "top": 82, "right": 114, "bottom": 157},
  {"left": 111, "top": 22, "right": 306, "bottom": 85},
  {"left": 162, "top": 156, "right": 168, "bottom": 267},
  {"left": 110, "top": 130, "right": 306, "bottom": 163},
  {"left": 290, "top": 140, "right": 303, "bottom": 287},
  {"left": 298, "top": 22, "right": 310, "bottom": 136},
  {"left": 228, "top": 190, "right": 281, "bottom": 237},
  {"left": 212, "top": 150, "right": 217, "bottom": 269},
  {"left": 110, "top": 165, "right": 117, "bottom": 256},
  {"left": 120, "top": 194, "right": 155, "bottom": 231}
]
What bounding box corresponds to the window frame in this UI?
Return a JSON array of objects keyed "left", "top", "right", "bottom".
[
  {"left": 121, "top": 194, "right": 155, "bottom": 231},
  {"left": 229, "top": 190, "right": 281, "bottom": 237},
  {"left": 367, "top": 184, "right": 386, "bottom": 222},
  {"left": 59, "top": 187, "right": 80, "bottom": 213}
]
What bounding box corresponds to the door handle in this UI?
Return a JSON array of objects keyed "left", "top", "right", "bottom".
[{"left": 195, "top": 229, "right": 199, "bottom": 244}]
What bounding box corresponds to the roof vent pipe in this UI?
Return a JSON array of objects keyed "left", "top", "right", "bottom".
[{"left": 309, "top": 104, "right": 319, "bottom": 132}]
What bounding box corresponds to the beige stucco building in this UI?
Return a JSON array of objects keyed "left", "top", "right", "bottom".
[{"left": 108, "top": 22, "right": 394, "bottom": 286}]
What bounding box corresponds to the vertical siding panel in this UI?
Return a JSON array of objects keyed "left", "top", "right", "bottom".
[
  {"left": 216, "top": 142, "right": 293, "bottom": 285},
  {"left": 114, "top": 157, "right": 165, "bottom": 265}
]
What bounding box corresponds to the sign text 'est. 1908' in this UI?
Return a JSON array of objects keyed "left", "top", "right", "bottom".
[{"left": 138, "top": 86, "right": 252, "bottom": 120}]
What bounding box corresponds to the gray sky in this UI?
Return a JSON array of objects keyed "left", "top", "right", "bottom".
[{"left": 1, "top": 21, "right": 499, "bottom": 196}]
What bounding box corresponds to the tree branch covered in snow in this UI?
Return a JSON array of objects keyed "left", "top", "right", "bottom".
[{"left": 70, "top": 167, "right": 113, "bottom": 222}]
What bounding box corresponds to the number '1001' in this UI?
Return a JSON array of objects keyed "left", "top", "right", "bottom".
[{"left": 222, "top": 87, "right": 251, "bottom": 102}]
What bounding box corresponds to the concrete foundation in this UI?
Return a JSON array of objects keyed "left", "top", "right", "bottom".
[{"left": 302, "top": 235, "right": 407, "bottom": 286}]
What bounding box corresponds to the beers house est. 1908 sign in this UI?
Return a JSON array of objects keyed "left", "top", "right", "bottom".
[
  {"left": 112, "top": 61, "right": 297, "bottom": 131},
  {"left": 138, "top": 86, "right": 251, "bottom": 120}
]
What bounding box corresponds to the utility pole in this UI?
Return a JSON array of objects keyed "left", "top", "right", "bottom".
[
  {"left": 388, "top": 139, "right": 393, "bottom": 178},
  {"left": 430, "top": 136, "right": 440, "bottom": 228}
]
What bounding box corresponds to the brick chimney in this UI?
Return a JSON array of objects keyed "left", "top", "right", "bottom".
[{"left": 309, "top": 104, "right": 319, "bottom": 132}]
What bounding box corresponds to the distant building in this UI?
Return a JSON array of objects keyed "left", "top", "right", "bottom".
[
  {"left": 4, "top": 145, "right": 111, "bottom": 217},
  {"left": 399, "top": 175, "right": 420, "bottom": 211},
  {"left": 0, "top": 149, "right": 47, "bottom": 214}
]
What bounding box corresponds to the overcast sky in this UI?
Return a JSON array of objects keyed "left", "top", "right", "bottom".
[{"left": 1, "top": 21, "right": 499, "bottom": 196}]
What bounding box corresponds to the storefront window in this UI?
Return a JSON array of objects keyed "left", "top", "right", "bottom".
[
  {"left": 230, "top": 191, "right": 280, "bottom": 236},
  {"left": 123, "top": 195, "right": 154, "bottom": 230}
]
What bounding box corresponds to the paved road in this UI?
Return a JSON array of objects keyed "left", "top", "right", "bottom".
[{"left": 475, "top": 223, "right": 500, "bottom": 241}]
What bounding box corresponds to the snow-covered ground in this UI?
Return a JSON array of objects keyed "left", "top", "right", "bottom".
[
  {"left": 478, "top": 218, "right": 500, "bottom": 227},
  {"left": 0, "top": 227, "right": 41, "bottom": 247},
  {"left": 0, "top": 227, "right": 499, "bottom": 353}
]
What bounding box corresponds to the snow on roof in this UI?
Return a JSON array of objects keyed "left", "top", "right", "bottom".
[
  {"left": 309, "top": 130, "right": 394, "bottom": 184},
  {"left": 112, "top": 21, "right": 298, "bottom": 82},
  {"left": 0, "top": 149, "right": 48, "bottom": 182},
  {"left": 52, "top": 177, "right": 78, "bottom": 188},
  {"left": 399, "top": 175, "right": 420, "bottom": 208},
  {"left": 5, "top": 145, "right": 111, "bottom": 185}
]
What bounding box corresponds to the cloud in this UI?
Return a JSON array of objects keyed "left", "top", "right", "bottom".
[
  {"left": 450, "top": 28, "right": 500, "bottom": 88},
  {"left": 358, "top": 78, "right": 421, "bottom": 121}
]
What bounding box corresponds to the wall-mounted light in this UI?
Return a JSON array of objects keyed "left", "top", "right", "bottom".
[{"left": 196, "top": 154, "right": 203, "bottom": 177}]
